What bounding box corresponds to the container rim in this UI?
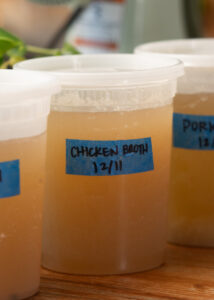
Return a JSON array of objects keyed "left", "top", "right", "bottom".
[
  {"left": 134, "top": 39, "right": 214, "bottom": 67},
  {"left": 0, "top": 69, "right": 60, "bottom": 104},
  {"left": 14, "top": 54, "right": 184, "bottom": 87}
]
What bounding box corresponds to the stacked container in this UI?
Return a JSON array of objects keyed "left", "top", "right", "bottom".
[
  {"left": 0, "top": 70, "right": 59, "bottom": 299},
  {"left": 135, "top": 39, "right": 214, "bottom": 247},
  {"left": 16, "top": 54, "right": 183, "bottom": 274}
]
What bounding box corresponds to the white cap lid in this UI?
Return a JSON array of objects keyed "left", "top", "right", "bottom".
[
  {"left": 0, "top": 70, "right": 60, "bottom": 141},
  {"left": 0, "top": 69, "right": 60, "bottom": 103},
  {"left": 15, "top": 54, "right": 183, "bottom": 87},
  {"left": 135, "top": 39, "right": 214, "bottom": 94},
  {"left": 135, "top": 39, "right": 214, "bottom": 67}
]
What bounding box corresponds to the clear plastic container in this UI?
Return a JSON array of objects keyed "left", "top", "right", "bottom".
[
  {"left": 15, "top": 54, "right": 183, "bottom": 275},
  {"left": 135, "top": 39, "right": 214, "bottom": 247},
  {"left": 0, "top": 70, "right": 59, "bottom": 300}
]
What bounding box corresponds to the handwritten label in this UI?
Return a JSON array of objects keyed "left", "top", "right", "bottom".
[
  {"left": 173, "top": 113, "right": 214, "bottom": 150},
  {"left": 0, "top": 160, "right": 20, "bottom": 199},
  {"left": 66, "top": 138, "right": 154, "bottom": 176}
]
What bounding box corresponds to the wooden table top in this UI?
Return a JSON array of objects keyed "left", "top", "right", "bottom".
[{"left": 31, "top": 245, "right": 214, "bottom": 300}]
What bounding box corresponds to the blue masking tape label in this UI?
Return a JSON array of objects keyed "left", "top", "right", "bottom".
[
  {"left": 173, "top": 113, "right": 214, "bottom": 150},
  {"left": 66, "top": 138, "right": 154, "bottom": 176},
  {"left": 0, "top": 160, "right": 20, "bottom": 199}
]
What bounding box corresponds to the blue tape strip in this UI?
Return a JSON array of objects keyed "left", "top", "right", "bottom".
[
  {"left": 173, "top": 113, "right": 214, "bottom": 150},
  {"left": 0, "top": 159, "right": 20, "bottom": 199},
  {"left": 66, "top": 138, "right": 154, "bottom": 176}
]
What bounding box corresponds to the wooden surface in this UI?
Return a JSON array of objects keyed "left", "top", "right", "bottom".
[{"left": 31, "top": 245, "right": 214, "bottom": 300}]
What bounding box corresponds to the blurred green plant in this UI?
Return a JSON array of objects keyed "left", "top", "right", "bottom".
[{"left": 0, "top": 28, "right": 80, "bottom": 69}]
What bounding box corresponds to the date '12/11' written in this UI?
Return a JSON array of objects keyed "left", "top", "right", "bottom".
[
  {"left": 66, "top": 138, "right": 154, "bottom": 176},
  {"left": 199, "top": 137, "right": 214, "bottom": 148},
  {"left": 93, "top": 160, "right": 122, "bottom": 175}
]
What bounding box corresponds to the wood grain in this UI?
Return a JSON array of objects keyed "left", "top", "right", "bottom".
[{"left": 29, "top": 245, "right": 214, "bottom": 300}]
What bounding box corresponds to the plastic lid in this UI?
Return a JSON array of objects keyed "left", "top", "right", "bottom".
[
  {"left": 0, "top": 70, "right": 60, "bottom": 141},
  {"left": 0, "top": 69, "right": 60, "bottom": 103},
  {"left": 15, "top": 54, "right": 183, "bottom": 87},
  {"left": 135, "top": 39, "right": 214, "bottom": 67}
]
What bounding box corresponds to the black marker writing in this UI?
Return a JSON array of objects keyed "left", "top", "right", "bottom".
[
  {"left": 0, "top": 169, "right": 2, "bottom": 182},
  {"left": 66, "top": 138, "right": 154, "bottom": 176},
  {"left": 199, "top": 137, "right": 214, "bottom": 149},
  {"left": 123, "top": 143, "right": 148, "bottom": 155},
  {"left": 93, "top": 160, "right": 122, "bottom": 175},
  {"left": 183, "top": 119, "right": 214, "bottom": 133},
  {"left": 71, "top": 146, "right": 118, "bottom": 158}
]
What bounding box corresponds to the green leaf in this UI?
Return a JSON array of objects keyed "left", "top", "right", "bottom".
[
  {"left": 0, "top": 28, "right": 25, "bottom": 56},
  {"left": 0, "top": 55, "right": 26, "bottom": 69},
  {"left": 0, "top": 28, "right": 23, "bottom": 44},
  {"left": 6, "top": 46, "right": 26, "bottom": 59},
  {"left": 0, "top": 28, "right": 80, "bottom": 68},
  {"left": 61, "top": 42, "right": 80, "bottom": 55},
  {"left": 26, "top": 44, "right": 61, "bottom": 56}
]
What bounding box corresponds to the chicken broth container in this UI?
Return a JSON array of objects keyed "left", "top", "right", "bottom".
[
  {"left": 135, "top": 39, "right": 214, "bottom": 247},
  {"left": 15, "top": 55, "right": 183, "bottom": 274},
  {"left": 0, "top": 70, "right": 59, "bottom": 300}
]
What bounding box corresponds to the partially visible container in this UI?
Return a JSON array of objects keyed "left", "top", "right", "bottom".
[
  {"left": 135, "top": 39, "right": 214, "bottom": 247},
  {"left": 0, "top": 70, "right": 59, "bottom": 300},
  {"left": 15, "top": 54, "right": 183, "bottom": 275}
]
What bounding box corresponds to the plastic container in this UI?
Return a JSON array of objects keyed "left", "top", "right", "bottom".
[
  {"left": 15, "top": 54, "right": 183, "bottom": 275},
  {"left": 135, "top": 39, "right": 214, "bottom": 247},
  {"left": 0, "top": 70, "right": 59, "bottom": 300}
]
